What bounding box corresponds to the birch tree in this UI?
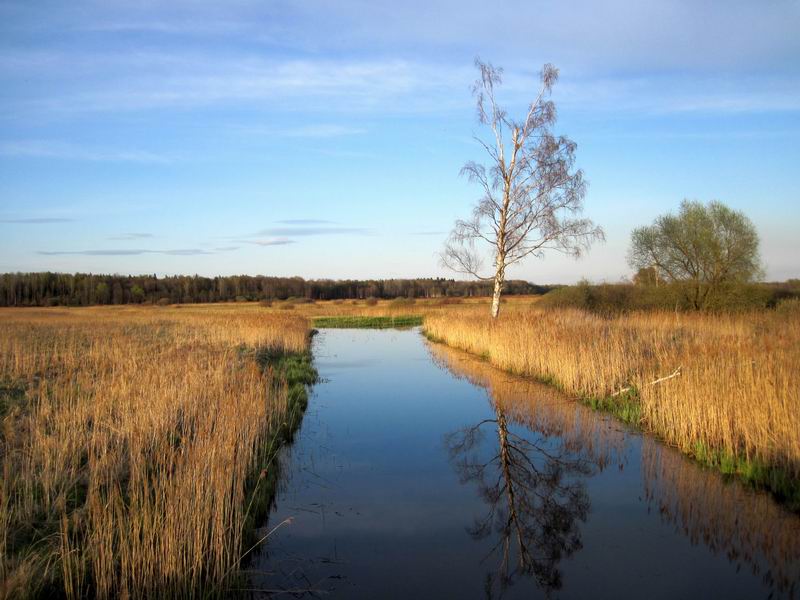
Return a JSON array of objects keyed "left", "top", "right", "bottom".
[{"left": 443, "top": 60, "right": 604, "bottom": 318}]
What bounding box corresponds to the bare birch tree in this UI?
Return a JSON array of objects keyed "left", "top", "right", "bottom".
[{"left": 442, "top": 59, "right": 604, "bottom": 318}]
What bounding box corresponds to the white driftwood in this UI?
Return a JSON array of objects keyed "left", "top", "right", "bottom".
[{"left": 611, "top": 366, "right": 682, "bottom": 397}]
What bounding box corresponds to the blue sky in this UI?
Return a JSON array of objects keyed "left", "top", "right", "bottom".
[{"left": 1, "top": 0, "right": 798, "bottom": 283}]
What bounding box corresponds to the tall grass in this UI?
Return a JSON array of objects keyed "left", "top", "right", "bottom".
[
  {"left": 424, "top": 306, "right": 800, "bottom": 506},
  {"left": 0, "top": 305, "right": 311, "bottom": 598},
  {"left": 430, "top": 339, "right": 800, "bottom": 594}
]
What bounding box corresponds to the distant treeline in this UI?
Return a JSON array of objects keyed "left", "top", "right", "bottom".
[
  {"left": 0, "top": 272, "right": 552, "bottom": 307},
  {"left": 538, "top": 280, "right": 800, "bottom": 313}
]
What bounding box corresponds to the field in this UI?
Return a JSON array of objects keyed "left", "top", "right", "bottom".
[
  {"left": 2, "top": 296, "right": 798, "bottom": 597},
  {"left": 0, "top": 305, "right": 312, "bottom": 598}
]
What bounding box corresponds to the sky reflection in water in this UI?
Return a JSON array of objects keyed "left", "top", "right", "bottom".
[{"left": 253, "top": 328, "right": 800, "bottom": 599}]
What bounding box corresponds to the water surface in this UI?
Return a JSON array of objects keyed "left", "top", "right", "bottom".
[{"left": 254, "top": 328, "right": 800, "bottom": 598}]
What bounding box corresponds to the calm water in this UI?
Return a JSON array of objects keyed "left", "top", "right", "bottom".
[{"left": 253, "top": 328, "right": 800, "bottom": 599}]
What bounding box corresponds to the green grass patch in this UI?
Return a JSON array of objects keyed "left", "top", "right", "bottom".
[
  {"left": 239, "top": 345, "right": 318, "bottom": 570},
  {"left": 313, "top": 315, "right": 423, "bottom": 329}
]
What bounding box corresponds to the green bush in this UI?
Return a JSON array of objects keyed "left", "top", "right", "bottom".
[{"left": 539, "top": 281, "right": 798, "bottom": 314}]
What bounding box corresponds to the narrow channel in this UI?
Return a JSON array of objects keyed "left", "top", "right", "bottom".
[{"left": 253, "top": 328, "right": 800, "bottom": 599}]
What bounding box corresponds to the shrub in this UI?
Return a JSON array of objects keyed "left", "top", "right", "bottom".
[
  {"left": 365, "top": 297, "right": 378, "bottom": 306},
  {"left": 259, "top": 300, "right": 273, "bottom": 308},
  {"left": 539, "top": 281, "right": 797, "bottom": 314},
  {"left": 156, "top": 298, "right": 171, "bottom": 306}
]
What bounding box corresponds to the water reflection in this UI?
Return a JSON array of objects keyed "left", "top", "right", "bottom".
[
  {"left": 642, "top": 437, "right": 800, "bottom": 597},
  {"left": 430, "top": 340, "right": 800, "bottom": 599},
  {"left": 446, "top": 406, "right": 590, "bottom": 596},
  {"left": 432, "top": 343, "right": 627, "bottom": 597}
]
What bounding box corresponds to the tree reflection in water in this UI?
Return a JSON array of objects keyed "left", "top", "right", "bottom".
[
  {"left": 432, "top": 342, "right": 628, "bottom": 598},
  {"left": 431, "top": 339, "right": 800, "bottom": 600},
  {"left": 446, "top": 405, "right": 593, "bottom": 596}
]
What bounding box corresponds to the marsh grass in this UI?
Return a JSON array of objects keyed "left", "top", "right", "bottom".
[
  {"left": 312, "top": 315, "right": 424, "bottom": 328},
  {"left": 424, "top": 307, "right": 800, "bottom": 509},
  {"left": 0, "top": 305, "right": 313, "bottom": 598}
]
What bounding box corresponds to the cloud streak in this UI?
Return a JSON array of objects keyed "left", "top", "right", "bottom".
[
  {"left": 38, "top": 248, "right": 214, "bottom": 256},
  {"left": 1, "top": 217, "right": 73, "bottom": 224},
  {"left": 255, "top": 226, "right": 369, "bottom": 236},
  {"left": 0, "top": 140, "right": 171, "bottom": 163},
  {"left": 243, "top": 238, "right": 296, "bottom": 247},
  {"left": 275, "top": 219, "right": 336, "bottom": 225},
  {"left": 107, "top": 232, "right": 154, "bottom": 240}
]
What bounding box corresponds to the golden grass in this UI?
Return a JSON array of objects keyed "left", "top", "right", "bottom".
[
  {"left": 424, "top": 305, "right": 800, "bottom": 495},
  {"left": 0, "top": 305, "right": 309, "bottom": 598},
  {"left": 431, "top": 339, "right": 800, "bottom": 594}
]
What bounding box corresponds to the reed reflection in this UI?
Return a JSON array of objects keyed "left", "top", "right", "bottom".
[{"left": 642, "top": 437, "right": 800, "bottom": 598}]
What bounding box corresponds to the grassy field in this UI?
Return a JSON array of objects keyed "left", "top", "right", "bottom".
[
  {"left": 424, "top": 303, "right": 800, "bottom": 509},
  {"left": 0, "top": 305, "right": 314, "bottom": 598}
]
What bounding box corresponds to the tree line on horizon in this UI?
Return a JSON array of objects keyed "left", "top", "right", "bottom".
[{"left": 0, "top": 273, "right": 551, "bottom": 307}]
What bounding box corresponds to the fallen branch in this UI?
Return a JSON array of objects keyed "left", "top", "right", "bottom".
[{"left": 611, "top": 366, "right": 681, "bottom": 397}]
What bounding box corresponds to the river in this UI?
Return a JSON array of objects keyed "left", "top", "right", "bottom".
[{"left": 253, "top": 328, "right": 800, "bottom": 599}]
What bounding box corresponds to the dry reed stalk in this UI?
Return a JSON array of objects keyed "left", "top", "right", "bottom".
[
  {"left": 424, "top": 307, "right": 800, "bottom": 483},
  {"left": 0, "top": 305, "right": 310, "bottom": 598}
]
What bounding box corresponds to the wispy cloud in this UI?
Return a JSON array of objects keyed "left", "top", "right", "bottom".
[
  {"left": 255, "top": 226, "right": 369, "bottom": 236},
  {"left": 38, "top": 248, "right": 213, "bottom": 256},
  {"left": 410, "top": 230, "right": 445, "bottom": 236},
  {"left": 0, "top": 140, "right": 171, "bottom": 163},
  {"left": 7, "top": 56, "right": 467, "bottom": 115},
  {"left": 283, "top": 124, "right": 367, "bottom": 138},
  {"left": 107, "top": 232, "right": 154, "bottom": 240},
  {"left": 275, "top": 219, "right": 336, "bottom": 225},
  {"left": 243, "top": 238, "right": 296, "bottom": 247},
  {"left": 1, "top": 217, "right": 73, "bottom": 224}
]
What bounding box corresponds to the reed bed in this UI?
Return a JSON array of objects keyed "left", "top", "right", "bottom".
[
  {"left": 424, "top": 306, "right": 800, "bottom": 504},
  {"left": 427, "top": 341, "right": 628, "bottom": 470},
  {"left": 0, "top": 305, "right": 310, "bottom": 598},
  {"left": 431, "top": 337, "right": 800, "bottom": 594}
]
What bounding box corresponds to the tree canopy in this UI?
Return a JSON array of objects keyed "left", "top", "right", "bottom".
[{"left": 628, "top": 200, "right": 762, "bottom": 309}]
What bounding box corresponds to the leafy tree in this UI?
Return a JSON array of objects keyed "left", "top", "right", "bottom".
[
  {"left": 442, "top": 59, "right": 603, "bottom": 318},
  {"left": 131, "top": 285, "right": 145, "bottom": 303},
  {"left": 95, "top": 282, "right": 110, "bottom": 304},
  {"left": 628, "top": 200, "right": 762, "bottom": 309}
]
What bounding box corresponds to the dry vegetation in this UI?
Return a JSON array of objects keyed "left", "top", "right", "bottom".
[
  {"left": 431, "top": 340, "right": 800, "bottom": 594},
  {"left": 0, "top": 305, "right": 310, "bottom": 598},
  {"left": 425, "top": 303, "right": 800, "bottom": 505}
]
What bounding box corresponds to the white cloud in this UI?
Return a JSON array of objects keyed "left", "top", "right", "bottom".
[{"left": 0, "top": 140, "right": 172, "bottom": 163}]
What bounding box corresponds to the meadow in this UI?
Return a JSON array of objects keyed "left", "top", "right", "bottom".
[{"left": 0, "top": 305, "right": 312, "bottom": 598}]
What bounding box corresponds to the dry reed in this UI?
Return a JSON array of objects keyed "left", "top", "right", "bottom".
[
  {"left": 0, "top": 305, "right": 309, "bottom": 598},
  {"left": 424, "top": 306, "right": 800, "bottom": 499}
]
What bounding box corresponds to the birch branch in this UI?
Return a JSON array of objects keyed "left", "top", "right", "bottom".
[{"left": 611, "top": 366, "right": 682, "bottom": 397}]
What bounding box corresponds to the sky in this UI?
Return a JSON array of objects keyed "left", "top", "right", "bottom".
[{"left": 1, "top": 0, "right": 798, "bottom": 283}]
